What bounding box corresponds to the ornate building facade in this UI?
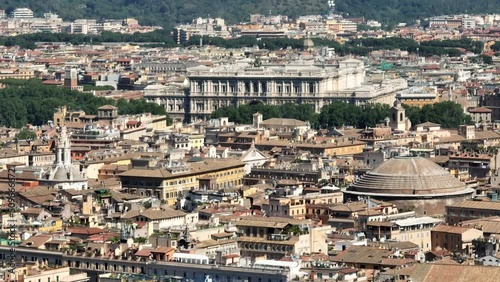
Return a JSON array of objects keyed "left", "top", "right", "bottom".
[
  {"left": 39, "top": 126, "right": 88, "bottom": 190},
  {"left": 144, "top": 58, "right": 408, "bottom": 122}
]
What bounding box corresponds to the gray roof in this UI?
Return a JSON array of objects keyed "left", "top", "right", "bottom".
[{"left": 349, "top": 156, "right": 467, "bottom": 196}]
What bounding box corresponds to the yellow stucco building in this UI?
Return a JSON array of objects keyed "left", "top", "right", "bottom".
[{"left": 118, "top": 157, "right": 245, "bottom": 205}]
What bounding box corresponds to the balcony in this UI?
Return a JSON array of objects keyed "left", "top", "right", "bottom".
[{"left": 268, "top": 234, "right": 291, "bottom": 241}]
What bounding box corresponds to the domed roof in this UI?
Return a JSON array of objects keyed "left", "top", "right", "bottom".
[
  {"left": 349, "top": 156, "right": 466, "bottom": 196},
  {"left": 303, "top": 38, "right": 314, "bottom": 49}
]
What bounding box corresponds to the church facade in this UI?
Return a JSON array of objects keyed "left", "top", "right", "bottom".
[{"left": 39, "top": 126, "right": 88, "bottom": 190}]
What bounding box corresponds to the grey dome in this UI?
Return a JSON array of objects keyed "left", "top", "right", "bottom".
[{"left": 349, "top": 156, "right": 466, "bottom": 195}]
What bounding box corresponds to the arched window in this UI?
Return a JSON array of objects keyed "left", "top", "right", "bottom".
[{"left": 400, "top": 112, "right": 404, "bottom": 121}]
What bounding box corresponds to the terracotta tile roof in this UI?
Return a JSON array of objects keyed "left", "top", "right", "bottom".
[
  {"left": 469, "top": 107, "right": 493, "bottom": 114},
  {"left": 122, "top": 207, "right": 186, "bottom": 220},
  {"left": 118, "top": 157, "right": 245, "bottom": 179},
  {"left": 459, "top": 217, "right": 500, "bottom": 235},
  {"left": 260, "top": 118, "right": 307, "bottom": 127},
  {"left": 235, "top": 216, "right": 308, "bottom": 228},
  {"left": 19, "top": 235, "right": 52, "bottom": 248},
  {"left": 223, "top": 253, "right": 240, "bottom": 259},
  {"left": 97, "top": 105, "right": 118, "bottom": 110},
  {"left": 394, "top": 263, "right": 500, "bottom": 282},
  {"left": 447, "top": 200, "right": 500, "bottom": 211},
  {"left": 432, "top": 224, "right": 475, "bottom": 234},
  {"left": 66, "top": 227, "right": 104, "bottom": 235},
  {"left": 151, "top": 246, "right": 175, "bottom": 253},
  {"left": 332, "top": 245, "right": 395, "bottom": 265},
  {"left": 134, "top": 248, "right": 153, "bottom": 257},
  {"left": 20, "top": 207, "right": 45, "bottom": 215}
]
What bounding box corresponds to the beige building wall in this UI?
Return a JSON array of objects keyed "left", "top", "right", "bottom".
[{"left": 391, "top": 228, "right": 433, "bottom": 251}]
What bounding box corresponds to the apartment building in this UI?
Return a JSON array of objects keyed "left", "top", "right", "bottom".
[
  {"left": 396, "top": 86, "right": 439, "bottom": 108},
  {"left": 118, "top": 157, "right": 245, "bottom": 205},
  {"left": 365, "top": 216, "right": 443, "bottom": 251},
  {"left": 446, "top": 200, "right": 500, "bottom": 224},
  {"left": 262, "top": 187, "right": 343, "bottom": 219},
  {"left": 11, "top": 8, "right": 33, "bottom": 19},
  {"left": 431, "top": 225, "right": 483, "bottom": 255},
  {"left": 235, "top": 217, "right": 328, "bottom": 260}
]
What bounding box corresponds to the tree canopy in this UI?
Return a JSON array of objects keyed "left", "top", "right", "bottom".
[
  {"left": 0, "top": 78, "right": 171, "bottom": 128},
  {"left": 15, "top": 128, "right": 37, "bottom": 140},
  {"left": 402, "top": 101, "right": 473, "bottom": 128},
  {"left": 0, "top": 31, "right": 488, "bottom": 58},
  {"left": 2, "top": 0, "right": 500, "bottom": 26},
  {"left": 0, "top": 30, "right": 176, "bottom": 50},
  {"left": 212, "top": 101, "right": 473, "bottom": 130},
  {"left": 212, "top": 102, "right": 319, "bottom": 128},
  {"left": 186, "top": 36, "right": 482, "bottom": 57}
]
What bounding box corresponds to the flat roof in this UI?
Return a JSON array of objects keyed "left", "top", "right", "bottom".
[
  {"left": 254, "top": 260, "right": 299, "bottom": 268},
  {"left": 172, "top": 253, "right": 209, "bottom": 260},
  {"left": 395, "top": 216, "right": 443, "bottom": 227}
]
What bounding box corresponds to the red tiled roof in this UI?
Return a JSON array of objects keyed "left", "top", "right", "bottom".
[
  {"left": 222, "top": 254, "right": 240, "bottom": 259},
  {"left": 151, "top": 246, "right": 175, "bottom": 253},
  {"left": 469, "top": 107, "right": 492, "bottom": 113},
  {"left": 66, "top": 227, "right": 104, "bottom": 235},
  {"left": 134, "top": 248, "right": 153, "bottom": 257}
]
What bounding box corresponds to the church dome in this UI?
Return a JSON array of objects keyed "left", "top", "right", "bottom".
[
  {"left": 349, "top": 156, "right": 467, "bottom": 196},
  {"left": 303, "top": 38, "right": 314, "bottom": 49}
]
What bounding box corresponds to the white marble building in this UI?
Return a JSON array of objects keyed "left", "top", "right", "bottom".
[{"left": 145, "top": 58, "right": 407, "bottom": 122}]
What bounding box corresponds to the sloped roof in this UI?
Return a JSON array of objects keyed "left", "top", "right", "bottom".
[
  {"left": 260, "top": 118, "right": 306, "bottom": 127},
  {"left": 122, "top": 208, "right": 186, "bottom": 220},
  {"left": 394, "top": 263, "right": 500, "bottom": 282},
  {"left": 97, "top": 105, "right": 118, "bottom": 110}
]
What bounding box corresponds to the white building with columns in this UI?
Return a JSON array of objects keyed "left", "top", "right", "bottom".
[{"left": 145, "top": 58, "right": 407, "bottom": 122}]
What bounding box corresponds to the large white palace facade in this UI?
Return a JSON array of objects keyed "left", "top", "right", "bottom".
[{"left": 144, "top": 58, "right": 407, "bottom": 122}]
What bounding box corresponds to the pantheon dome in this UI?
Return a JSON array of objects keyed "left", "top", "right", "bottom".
[
  {"left": 344, "top": 156, "right": 474, "bottom": 215},
  {"left": 350, "top": 156, "right": 467, "bottom": 196}
]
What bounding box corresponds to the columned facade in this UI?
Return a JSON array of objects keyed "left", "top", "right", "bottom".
[{"left": 145, "top": 59, "right": 408, "bottom": 122}]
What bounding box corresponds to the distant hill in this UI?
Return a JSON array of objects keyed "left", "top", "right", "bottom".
[{"left": 1, "top": 0, "right": 499, "bottom": 27}]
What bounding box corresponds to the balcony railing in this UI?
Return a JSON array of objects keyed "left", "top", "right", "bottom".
[{"left": 268, "top": 234, "right": 291, "bottom": 241}]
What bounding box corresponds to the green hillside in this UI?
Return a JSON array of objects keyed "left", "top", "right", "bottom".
[{"left": 1, "top": 0, "right": 498, "bottom": 26}]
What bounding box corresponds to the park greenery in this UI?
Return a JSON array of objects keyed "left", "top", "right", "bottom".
[
  {"left": 0, "top": 78, "right": 171, "bottom": 128},
  {"left": 0, "top": 30, "right": 490, "bottom": 60},
  {"left": 185, "top": 36, "right": 484, "bottom": 57},
  {"left": 0, "top": 30, "right": 176, "bottom": 49},
  {"left": 82, "top": 85, "right": 116, "bottom": 91},
  {"left": 212, "top": 101, "right": 473, "bottom": 129},
  {"left": 16, "top": 128, "right": 37, "bottom": 139},
  {"left": 2, "top": 0, "right": 500, "bottom": 26}
]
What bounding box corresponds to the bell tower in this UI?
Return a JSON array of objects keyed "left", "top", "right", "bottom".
[{"left": 390, "top": 100, "right": 406, "bottom": 131}]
